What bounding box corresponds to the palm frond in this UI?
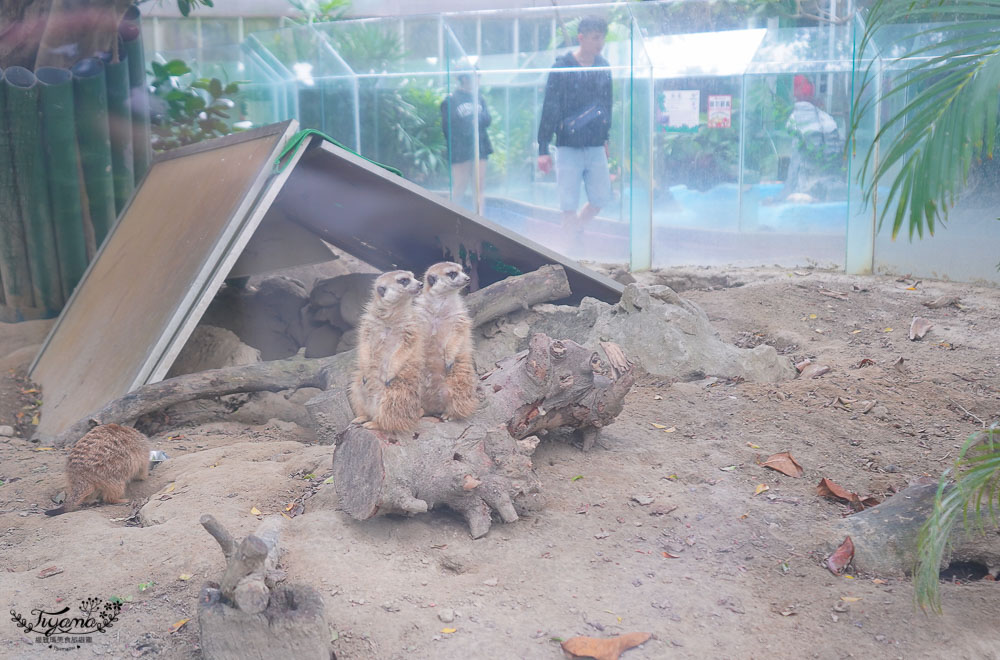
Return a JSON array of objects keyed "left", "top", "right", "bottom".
[
  {"left": 914, "top": 426, "right": 1000, "bottom": 612},
  {"left": 849, "top": 0, "right": 1000, "bottom": 239}
]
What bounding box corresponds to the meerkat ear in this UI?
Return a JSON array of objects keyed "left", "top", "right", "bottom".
[
  {"left": 427, "top": 274, "right": 437, "bottom": 287},
  {"left": 377, "top": 285, "right": 386, "bottom": 297}
]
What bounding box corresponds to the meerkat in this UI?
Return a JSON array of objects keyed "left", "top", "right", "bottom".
[
  {"left": 417, "top": 261, "right": 479, "bottom": 420},
  {"left": 45, "top": 424, "right": 151, "bottom": 516},
  {"left": 349, "top": 270, "right": 426, "bottom": 432}
]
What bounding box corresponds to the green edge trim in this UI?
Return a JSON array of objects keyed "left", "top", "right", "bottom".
[{"left": 274, "top": 128, "right": 402, "bottom": 177}]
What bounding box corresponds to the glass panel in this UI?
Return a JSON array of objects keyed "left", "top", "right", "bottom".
[
  {"left": 244, "top": 24, "right": 358, "bottom": 148},
  {"left": 444, "top": 5, "right": 635, "bottom": 264},
  {"left": 199, "top": 19, "right": 240, "bottom": 48},
  {"left": 864, "top": 22, "right": 1000, "bottom": 284}
]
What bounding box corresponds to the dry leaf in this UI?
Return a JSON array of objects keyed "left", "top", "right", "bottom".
[
  {"left": 762, "top": 452, "right": 804, "bottom": 478},
  {"left": 250, "top": 506, "right": 262, "bottom": 516},
  {"left": 857, "top": 358, "right": 876, "bottom": 368},
  {"left": 746, "top": 442, "right": 761, "bottom": 449},
  {"left": 37, "top": 566, "right": 63, "bottom": 579},
  {"left": 178, "top": 574, "right": 192, "bottom": 581},
  {"left": 884, "top": 327, "right": 893, "bottom": 332},
  {"left": 850, "top": 329, "right": 862, "bottom": 334},
  {"left": 163, "top": 483, "right": 175, "bottom": 494},
  {"left": 873, "top": 578, "right": 887, "bottom": 585},
  {"left": 662, "top": 551, "right": 679, "bottom": 559},
  {"left": 840, "top": 596, "right": 861, "bottom": 602},
  {"left": 908, "top": 316, "right": 933, "bottom": 341},
  {"left": 816, "top": 478, "right": 856, "bottom": 502},
  {"left": 561, "top": 632, "right": 652, "bottom": 660},
  {"left": 168, "top": 618, "right": 190, "bottom": 634},
  {"left": 662, "top": 427, "right": 676, "bottom": 433},
  {"left": 440, "top": 628, "right": 456, "bottom": 634},
  {"left": 809, "top": 313, "right": 818, "bottom": 319},
  {"left": 754, "top": 484, "right": 770, "bottom": 496},
  {"left": 826, "top": 536, "right": 854, "bottom": 575},
  {"left": 650, "top": 423, "right": 668, "bottom": 429},
  {"left": 817, "top": 479, "right": 880, "bottom": 511},
  {"left": 653, "top": 394, "right": 663, "bottom": 401},
  {"left": 34, "top": 447, "right": 54, "bottom": 451}
]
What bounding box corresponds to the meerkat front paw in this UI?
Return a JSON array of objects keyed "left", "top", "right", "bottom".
[
  {"left": 362, "top": 421, "right": 378, "bottom": 430},
  {"left": 351, "top": 416, "right": 370, "bottom": 425}
]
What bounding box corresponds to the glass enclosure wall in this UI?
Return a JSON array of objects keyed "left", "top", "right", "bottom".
[
  {"left": 855, "top": 23, "right": 1000, "bottom": 285},
  {"left": 630, "top": 2, "right": 856, "bottom": 269},
  {"left": 148, "top": 3, "right": 1000, "bottom": 284},
  {"left": 443, "top": 5, "right": 645, "bottom": 264},
  {"left": 150, "top": 43, "right": 289, "bottom": 131}
]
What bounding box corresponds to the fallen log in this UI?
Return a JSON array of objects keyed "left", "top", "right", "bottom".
[
  {"left": 49, "top": 265, "right": 572, "bottom": 447},
  {"left": 332, "top": 334, "right": 635, "bottom": 537},
  {"left": 819, "top": 480, "right": 1000, "bottom": 577},
  {"left": 197, "top": 514, "right": 329, "bottom": 660}
]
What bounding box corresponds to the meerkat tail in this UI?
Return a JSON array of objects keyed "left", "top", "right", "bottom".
[
  {"left": 374, "top": 384, "right": 423, "bottom": 432},
  {"left": 44, "top": 506, "right": 67, "bottom": 516},
  {"left": 444, "top": 359, "right": 479, "bottom": 420}
]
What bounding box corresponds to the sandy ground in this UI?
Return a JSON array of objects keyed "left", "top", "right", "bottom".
[{"left": 1, "top": 265, "right": 999, "bottom": 660}]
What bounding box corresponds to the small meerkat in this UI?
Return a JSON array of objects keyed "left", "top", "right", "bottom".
[
  {"left": 45, "top": 424, "right": 151, "bottom": 516},
  {"left": 349, "top": 270, "right": 426, "bottom": 432},
  {"left": 417, "top": 261, "right": 478, "bottom": 420}
]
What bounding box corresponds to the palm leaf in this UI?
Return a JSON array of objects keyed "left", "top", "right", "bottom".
[
  {"left": 849, "top": 0, "right": 1000, "bottom": 239},
  {"left": 914, "top": 426, "right": 1000, "bottom": 613}
]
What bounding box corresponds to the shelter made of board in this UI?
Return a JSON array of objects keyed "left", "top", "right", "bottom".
[{"left": 28, "top": 120, "right": 623, "bottom": 440}]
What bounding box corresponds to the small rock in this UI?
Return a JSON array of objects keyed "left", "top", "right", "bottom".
[
  {"left": 0, "top": 425, "right": 14, "bottom": 437},
  {"left": 381, "top": 601, "right": 400, "bottom": 613},
  {"left": 884, "top": 464, "right": 900, "bottom": 473},
  {"left": 632, "top": 495, "right": 655, "bottom": 505},
  {"left": 871, "top": 406, "right": 890, "bottom": 420},
  {"left": 833, "top": 602, "right": 849, "bottom": 613},
  {"left": 875, "top": 634, "right": 886, "bottom": 643},
  {"left": 482, "top": 577, "right": 498, "bottom": 587},
  {"left": 437, "top": 608, "right": 455, "bottom": 623}
]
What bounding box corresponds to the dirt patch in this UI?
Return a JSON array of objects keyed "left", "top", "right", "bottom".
[{"left": 1, "top": 267, "right": 999, "bottom": 659}]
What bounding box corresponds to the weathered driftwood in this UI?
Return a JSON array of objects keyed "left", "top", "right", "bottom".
[
  {"left": 197, "top": 514, "right": 329, "bottom": 660},
  {"left": 50, "top": 265, "right": 572, "bottom": 447},
  {"left": 332, "top": 334, "right": 635, "bottom": 537},
  {"left": 201, "top": 514, "right": 283, "bottom": 615}
]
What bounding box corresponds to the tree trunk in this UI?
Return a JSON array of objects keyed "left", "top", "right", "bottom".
[
  {"left": 197, "top": 514, "right": 329, "bottom": 660},
  {"left": 331, "top": 334, "right": 635, "bottom": 538},
  {"left": 820, "top": 480, "right": 1000, "bottom": 577},
  {"left": 0, "top": 0, "right": 53, "bottom": 70}
]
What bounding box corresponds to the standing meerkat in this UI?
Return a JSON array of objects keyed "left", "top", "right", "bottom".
[
  {"left": 350, "top": 270, "right": 426, "bottom": 432},
  {"left": 45, "top": 423, "right": 151, "bottom": 516},
  {"left": 417, "top": 261, "right": 479, "bottom": 420}
]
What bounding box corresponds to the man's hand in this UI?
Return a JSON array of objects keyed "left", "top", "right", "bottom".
[{"left": 538, "top": 154, "right": 553, "bottom": 174}]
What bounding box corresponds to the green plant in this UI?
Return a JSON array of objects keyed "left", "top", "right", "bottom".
[
  {"left": 148, "top": 59, "right": 248, "bottom": 153},
  {"left": 915, "top": 427, "right": 1000, "bottom": 612},
  {"left": 657, "top": 126, "right": 740, "bottom": 192},
  {"left": 850, "top": 0, "right": 1000, "bottom": 239},
  {"left": 285, "top": 0, "right": 351, "bottom": 23}
]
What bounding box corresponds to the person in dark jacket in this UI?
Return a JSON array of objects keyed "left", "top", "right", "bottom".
[
  {"left": 441, "top": 72, "right": 493, "bottom": 213},
  {"left": 537, "top": 15, "right": 613, "bottom": 228}
]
